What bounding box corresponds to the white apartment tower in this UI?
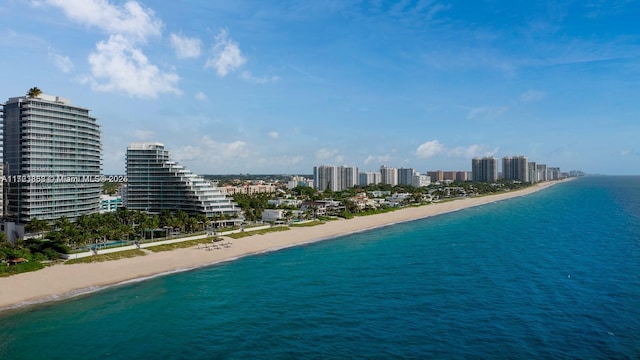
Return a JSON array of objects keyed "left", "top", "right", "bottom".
[
  {"left": 2, "top": 93, "right": 102, "bottom": 223},
  {"left": 313, "top": 165, "right": 359, "bottom": 191},
  {"left": 471, "top": 157, "right": 498, "bottom": 182},
  {"left": 502, "top": 156, "right": 529, "bottom": 182},
  {"left": 380, "top": 165, "right": 398, "bottom": 186}
]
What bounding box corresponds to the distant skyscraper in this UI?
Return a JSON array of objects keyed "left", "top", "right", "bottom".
[
  {"left": 502, "top": 156, "right": 528, "bottom": 182},
  {"left": 380, "top": 165, "right": 398, "bottom": 186},
  {"left": 313, "top": 165, "right": 337, "bottom": 191},
  {"left": 339, "top": 166, "right": 359, "bottom": 189},
  {"left": 398, "top": 168, "right": 415, "bottom": 186},
  {"left": 427, "top": 170, "right": 444, "bottom": 182},
  {"left": 472, "top": 157, "right": 498, "bottom": 182},
  {"left": 314, "top": 165, "right": 359, "bottom": 191},
  {"left": 359, "top": 171, "right": 381, "bottom": 186},
  {"left": 126, "top": 142, "right": 242, "bottom": 221},
  {"left": 536, "top": 164, "right": 548, "bottom": 181},
  {"left": 2, "top": 93, "right": 101, "bottom": 223},
  {"left": 528, "top": 161, "right": 538, "bottom": 183}
]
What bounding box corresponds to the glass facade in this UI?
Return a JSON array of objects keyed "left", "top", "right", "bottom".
[
  {"left": 2, "top": 95, "right": 102, "bottom": 223},
  {"left": 125, "top": 142, "right": 242, "bottom": 221}
]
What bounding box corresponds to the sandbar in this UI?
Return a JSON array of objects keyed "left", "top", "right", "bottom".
[{"left": 0, "top": 180, "right": 567, "bottom": 312}]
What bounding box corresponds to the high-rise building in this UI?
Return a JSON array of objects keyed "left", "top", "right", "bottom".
[
  {"left": 398, "top": 168, "right": 415, "bottom": 186},
  {"left": 547, "top": 167, "right": 561, "bottom": 180},
  {"left": 380, "top": 165, "right": 398, "bottom": 186},
  {"left": 313, "top": 165, "right": 359, "bottom": 191},
  {"left": 359, "top": 171, "right": 381, "bottom": 186},
  {"left": 536, "top": 164, "right": 548, "bottom": 182},
  {"left": 502, "top": 156, "right": 528, "bottom": 182},
  {"left": 126, "top": 142, "right": 242, "bottom": 222},
  {"left": 0, "top": 164, "right": 3, "bottom": 218},
  {"left": 2, "top": 94, "right": 101, "bottom": 223},
  {"left": 339, "top": 166, "right": 359, "bottom": 189},
  {"left": 314, "top": 165, "right": 337, "bottom": 191},
  {"left": 427, "top": 170, "right": 444, "bottom": 182},
  {"left": 471, "top": 157, "right": 498, "bottom": 182},
  {"left": 527, "top": 161, "right": 538, "bottom": 183}
]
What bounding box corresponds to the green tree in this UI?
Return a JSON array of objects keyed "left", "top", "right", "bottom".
[
  {"left": 27, "top": 87, "right": 42, "bottom": 98},
  {"left": 25, "top": 218, "right": 50, "bottom": 234}
]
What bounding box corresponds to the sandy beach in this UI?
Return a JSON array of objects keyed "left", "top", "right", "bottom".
[{"left": 0, "top": 181, "right": 564, "bottom": 312}]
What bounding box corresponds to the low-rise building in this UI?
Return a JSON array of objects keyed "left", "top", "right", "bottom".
[{"left": 100, "top": 195, "right": 122, "bottom": 213}]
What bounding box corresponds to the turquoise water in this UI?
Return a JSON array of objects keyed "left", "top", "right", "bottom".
[{"left": 1, "top": 177, "right": 639, "bottom": 359}]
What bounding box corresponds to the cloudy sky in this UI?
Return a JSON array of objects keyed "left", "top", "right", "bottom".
[{"left": 2, "top": 0, "right": 639, "bottom": 175}]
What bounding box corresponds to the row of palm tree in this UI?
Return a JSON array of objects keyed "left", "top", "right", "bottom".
[{"left": 29, "top": 209, "right": 229, "bottom": 249}]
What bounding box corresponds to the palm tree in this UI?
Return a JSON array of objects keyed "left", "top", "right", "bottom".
[{"left": 27, "top": 87, "right": 42, "bottom": 98}]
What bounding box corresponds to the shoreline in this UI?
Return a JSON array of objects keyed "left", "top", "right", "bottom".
[{"left": 0, "top": 180, "right": 569, "bottom": 313}]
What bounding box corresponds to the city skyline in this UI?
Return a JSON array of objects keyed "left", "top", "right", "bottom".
[{"left": 2, "top": 1, "right": 638, "bottom": 175}]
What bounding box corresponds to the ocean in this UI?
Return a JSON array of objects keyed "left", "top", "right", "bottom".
[{"left": 0, "top": 176, "right": 638, "bottom": 359}]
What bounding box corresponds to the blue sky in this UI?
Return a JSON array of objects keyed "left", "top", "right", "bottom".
[{"left": 2, "top": 0, "right": 639, "bottom": 175}]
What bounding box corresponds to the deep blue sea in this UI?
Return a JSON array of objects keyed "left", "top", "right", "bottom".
[{"left": 1, "top": 176, "right": 639, "bottom": 359}]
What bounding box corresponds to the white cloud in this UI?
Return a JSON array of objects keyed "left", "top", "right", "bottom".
[
  {"left": 45, "top": 0, "right": 162, "bottom": 41},
  {"left": 84, "top": 34, "right": 180, "bottom": 98},
  {"left": 520, "top": 89, "right": 546, "bottom": 103},
  {"left": 48, "top": 48, "right": 73, "bottom": 73},
  {"left": 416, "top": 140, "right": 498, "bottom": 159},
  {"left": 170, "top": 33, "right": 201, "bottom": 59},
  {"left": 205, "top": 29, "right": 246, "bottom": 77},
  {"left": 364, "top": 154, "right": 391, "bottom": 165},
  {"left": 241, "top": 71, "right": 280, "bottom": 84},
  {"left": 173, "top": 136, "right": 249, "bottom": 163},
  {"left": 45, "top": 0, "right": 181, "bottom": 98},
  {"left": 416, "top": 140, "right": 445, "bottom": 158},
  {"left": 315, "top": 148, "right": 339, "bottom": 161},
  {"left": 467, "top": 106, "right": 509, "bottom": 120},
  {"left": 268, "top": 131, "right": 279, "bottom": 139},
  {"left": 195, "top": 91, "right": 207, "bottom": 101},
  {"left": 448, "top": 144, "right": 499, "bottom": 158}
]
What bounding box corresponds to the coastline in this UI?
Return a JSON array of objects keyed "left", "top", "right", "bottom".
[{"left": 0, "top": 180, "right": 568, "bottom": 312}]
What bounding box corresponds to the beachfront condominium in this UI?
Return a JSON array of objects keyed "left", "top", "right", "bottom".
[
  {"left": 359, "top": 171, "right": 382, "bottom": 186},
  {"left": 380, "top": 165, "right": 398, "bottom": 186},
  {"left": 527, "top": 161, "right": 538, "bottom": 183},
  {"left": 398, "top": 168, "right": 415, "bottom": 186},
  {"left": 313, "top": 165, "right": 359, "bottom": 192},
  {"left": 502, "top": 156, "right": 529, "bottom": 182},
  {"left": 125, "top": 142, "right": 242, "bottom": 223},
  {"left": 471, "top": 157, "right": 498, "bottom": 182},
  {"left": 2, "top": 93, "right": 101, "bottom": 223}
]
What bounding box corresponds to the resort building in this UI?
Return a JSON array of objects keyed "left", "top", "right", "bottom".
[
  {"left": 125, "top": 142, "right": 242, "bottom": 223},
  {"left": 2, "top": 93, "right": 101, "bottom": 223},
  {"left": 471, "top": 157, "right": 498, "bottom": 182}
]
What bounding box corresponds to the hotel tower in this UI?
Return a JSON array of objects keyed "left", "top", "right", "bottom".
[{"left": 2, "top": 93, "right": 102, "bottom": 223}]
